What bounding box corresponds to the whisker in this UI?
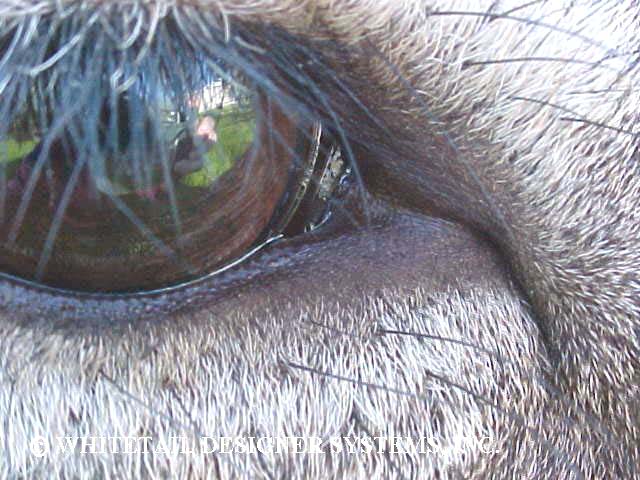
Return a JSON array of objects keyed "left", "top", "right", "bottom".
[
  {"left": 499, "top": 1, "right": 548, "bottom": 18},
  {"left": 377, "top": 328, "right": 504, "bottom": 360},
  {"left": 285, "top": 360, "right": 584, "bottom": 479},
  {"left": 377, "top": 324, "right": 623, "bottom": 462},
  {"left": 510, "top": 95, "right": 582, "bottom": 116},
  {"left": 463, "top": 57, "right": 620, "bottom": 72},
  {"left": 511, "top": 96, "right": 639, "bottom": 136},
  {"left": 559, "top": 117, "right": 639, "bottom": 136},
  {"left": 99, "top": 369, "right": 241, "bottom": 476},
  {"left": 305, "top": 318, "right": 361, "bottom": 339},
  {"left": 426, "top": 10, "right": 618, "bottom": 55},
  {"left": 306, "top": 299, "right": 625, "bottom": 469}
]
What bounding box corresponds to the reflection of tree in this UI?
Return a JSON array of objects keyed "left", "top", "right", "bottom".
[
  {"left": 185, "top": 79, "right": 253, "bottom": 114},
  {"left": 217, "top": 79, "right": 227, "bottom": 110}
]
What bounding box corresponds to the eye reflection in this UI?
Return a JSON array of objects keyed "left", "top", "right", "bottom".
[{"left": 0, "top": 78, "right": 320, "bottom": 293}]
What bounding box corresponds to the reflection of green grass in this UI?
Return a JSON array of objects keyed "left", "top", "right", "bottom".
[
  {"left": 0, "top": 139, "right": 37, "bottom": 164},
  {"left": 0, "top": 106, "right": 255, "bottom": 188},
  {"left": 182, "top": 107, "right": 255, "bottom": 187}
]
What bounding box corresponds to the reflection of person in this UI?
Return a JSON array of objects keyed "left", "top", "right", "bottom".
[
  {"left": 171, "top": 115, "right": 218, "bottom": 178},
  {"left": 7, "top": 111, "right": 219, "bottom": 219}
]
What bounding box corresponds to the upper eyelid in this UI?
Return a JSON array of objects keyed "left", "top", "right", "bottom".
[
  {"left": 2, "top": 5, "right": 375, "bottom": 196},
  {"left": 0, "top": 7, "right": 332, "bottom": 119},
  {"left": 1, "top": 9, "right": 379, "bottom": 187},
  {"left": 3, "top": 6, "right": 379, "bottom": 196}
]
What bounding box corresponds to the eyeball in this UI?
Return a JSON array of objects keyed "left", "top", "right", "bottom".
[{"left": 0, "top": 74, "right": 346, "bottom": 293}]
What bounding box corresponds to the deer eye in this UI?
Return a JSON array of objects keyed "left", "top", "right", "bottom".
[{"left": 0, "top": 71, "right": 347, "bottom": 294}]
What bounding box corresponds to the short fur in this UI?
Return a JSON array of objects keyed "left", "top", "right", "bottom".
[{"left": 0, "top": 1, "right": 639, "bottom": 478}]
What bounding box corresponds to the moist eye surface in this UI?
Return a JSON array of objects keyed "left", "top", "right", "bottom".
[
  {"left": 1, "top": 86, "right": 297, "bottom": 293},
  {"left": 0, "top": 13, "right": 347, "bottom": 294}
]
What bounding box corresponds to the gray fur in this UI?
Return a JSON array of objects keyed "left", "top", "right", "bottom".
[{"left": 0, "top": 0, "right": 639, "bottom": 478}]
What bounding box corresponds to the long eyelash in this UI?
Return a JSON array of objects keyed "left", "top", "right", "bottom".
[
  {"left": 34, "top": 130, "right": 86, "bottom": 280},
  {"left": 5, "top": 9, "right": 361, "bottom": 163}
]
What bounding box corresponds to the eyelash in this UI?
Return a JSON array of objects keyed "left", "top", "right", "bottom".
[{"left": 0, "top": 7, "right": 366, "bottom": 303}]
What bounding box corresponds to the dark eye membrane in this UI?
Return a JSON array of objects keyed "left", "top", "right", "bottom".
[{"left": 0, "top": 13, "right": 351, "bottom": 294}]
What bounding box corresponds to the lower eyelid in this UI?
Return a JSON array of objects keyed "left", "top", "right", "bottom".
[
  {"left": 0, "top": 7, "right": 379, "bottom": 321},
  {"left": 0, "top": 220, "right": 338, "bottom": 328},
  {"left": 0, "top": 148, "right": 363, "bottom": 329}
]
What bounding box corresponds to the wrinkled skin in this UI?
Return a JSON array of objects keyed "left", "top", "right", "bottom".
[{"left": 1, "top": 1, "right": 639, "bottom": 478}]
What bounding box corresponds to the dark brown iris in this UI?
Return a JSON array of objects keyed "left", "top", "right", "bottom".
[{"left": 0, "top": 93, "right": 312, "bottom": 293}]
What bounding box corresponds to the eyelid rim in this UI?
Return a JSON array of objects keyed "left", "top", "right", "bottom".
[
  {"left": 0, "top": 235, "right": 281, "bottom": 300},
  {"left": 266, "top": 122, "right": 322, "bottom": 234}
]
